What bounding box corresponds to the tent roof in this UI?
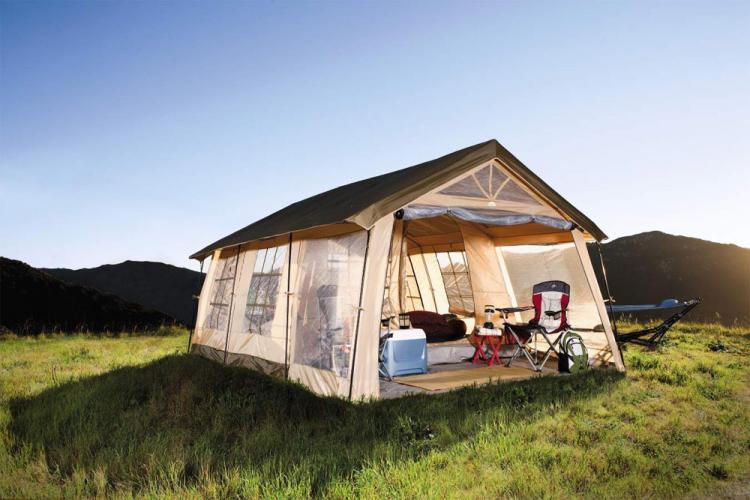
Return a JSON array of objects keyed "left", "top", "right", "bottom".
[{"left": 190, "top": 139, "right": 607, "bottom": 260}]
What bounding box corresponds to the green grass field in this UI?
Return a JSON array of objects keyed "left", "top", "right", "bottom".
[{"left": 1, "top": 324, "right": 748, "bottom": 498}]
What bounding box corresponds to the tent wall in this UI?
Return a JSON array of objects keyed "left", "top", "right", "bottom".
[
  {"left": 287, "top": 230, "right": 368, "bottom": 397},
  {"left": 498, "top": 236, "right": 623, "bottom": 369},
  {"left": 192, "top": 248, "right": 239, "bottom": 359},
  {"left": 458, "top": 221, "right": 513, "bottom": 314},
  {"left": 350, "top": 216, "right": 394, "bottom": 399},
  {"left": 192, "top": 225, "right": 382, "bottom": 399},
  {"left": 381, "top": 218, "right": 405, "bottom": 330}
]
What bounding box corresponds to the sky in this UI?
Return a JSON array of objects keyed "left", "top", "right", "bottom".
[{"left": 1, "top": 0, "right": 748, "bottom": 271}]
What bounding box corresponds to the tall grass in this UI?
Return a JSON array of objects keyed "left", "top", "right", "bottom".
[{"left": 1, "top": 324, "right": 748, "bottom": 498}]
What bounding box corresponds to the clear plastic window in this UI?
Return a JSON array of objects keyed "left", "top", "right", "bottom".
[
  {"left": 244, "top": 245, "right": 288, "bottom": 335},
  {"left": 293, "top": 232, "right": 367, "bottom": 379},
  {"left": 203, "top": 250, "right": 238, "bottom": 331},
  {"left": 436, "top": 250, "right": 475, "bottom": 313},
  {"left": 405, "top": 256, "right": 424, "bottom": 311}
]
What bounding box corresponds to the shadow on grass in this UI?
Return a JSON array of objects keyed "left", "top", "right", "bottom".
[{"left": 10, "top": 355, "right": 623, "bottom": 495}]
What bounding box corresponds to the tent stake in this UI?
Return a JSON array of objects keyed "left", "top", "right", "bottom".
[{"left": 186, "top": 259, "right": 204, "bottom": 354}]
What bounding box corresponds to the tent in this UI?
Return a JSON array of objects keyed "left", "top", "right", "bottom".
[{"left": 189, "top": 139, "right": 624, "bottom": 400}]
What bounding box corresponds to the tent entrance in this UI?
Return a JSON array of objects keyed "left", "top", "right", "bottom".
[
  {"left": 379, "top": 212, "right": 621, "bottom": 397},
  {"left": 380, "top": 214, "right": 562, "bottom": 397}
]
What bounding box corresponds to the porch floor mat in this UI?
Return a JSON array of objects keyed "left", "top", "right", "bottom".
[{"left": 394, "top": 365, "right": 540, "bottom": 391}]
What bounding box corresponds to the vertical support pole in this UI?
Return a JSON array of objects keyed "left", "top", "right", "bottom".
[
  {"left": 222, "top": 245, "right": 242, "bottom": 364},
  {"left": 571, "top": 229, "right": 624, "bottom": 371},
  {"left": 596, "top": 242, "right": 619, "bottom": 338},
  {"left": 284, "top": 232, "right": 293, "bottom": 379},
  {"left": 348, "top": 230, "right": 371, "bottom": 401},
  {"left": 186, "top": 259, "right": 204, "bottom": 354}
]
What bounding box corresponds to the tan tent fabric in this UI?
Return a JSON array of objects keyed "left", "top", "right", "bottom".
[
  {"left": 288, "top": 231, "right": 368, "bottom": 397},
  {"left": 415, "top": 161, "right": 561, "bottom": 219},
  {"left": 193, "top": 248, "right": 241, "bottom": 353},
  {"left": 381, "top": 218, "right": 404, "bottom": 330},
  {"left": 224, "top": 242, "right": 293, "bottom": 368},
  {"left": 409, "top": 252, "right": 438, "bottom": 312},
  {"left": 350, "top": 216, "right": 394, "bottom": 400},
  {"left": 191, "top": 250, "right": 221, "bottom": 350},
  {"left": 458, "top": 220, "right": 513, "bottom": 316}
]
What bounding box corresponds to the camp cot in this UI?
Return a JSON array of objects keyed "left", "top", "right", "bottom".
[{"left": 189, "top": 140, "right": 624, "bottom": 400}]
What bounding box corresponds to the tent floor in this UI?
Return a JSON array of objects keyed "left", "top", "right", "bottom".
[{"left": 379, "top": 358, "right": 560, "bottom": 399}]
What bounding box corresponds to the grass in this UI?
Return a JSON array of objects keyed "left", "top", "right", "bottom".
[{"left": 0, "top": 324, "right": 748, "bottom": 498}]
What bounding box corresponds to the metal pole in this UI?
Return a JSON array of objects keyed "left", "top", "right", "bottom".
[
  {"left": 348, "top": 230, "right": 371, "bottom": 401},
  {"left": 222, "top": 245, "right": 242, "bottom": 364},
  {"left": 284, "top": 233, "right": 293, "bottom": 379},
  {"left": 595, "top": 242, "right": 619, "bottom": 338}
]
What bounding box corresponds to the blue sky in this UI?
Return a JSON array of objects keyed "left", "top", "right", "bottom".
[{"left": 1, "top": 0, "right": 748, "bottom": 270}]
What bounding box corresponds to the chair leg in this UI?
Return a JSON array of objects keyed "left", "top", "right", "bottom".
[
  {"left": 537, "top": 331, "right": 563, "bottom": 371},
  {"left": 505, "top": 328, "right": 540, "bottom": 371}
]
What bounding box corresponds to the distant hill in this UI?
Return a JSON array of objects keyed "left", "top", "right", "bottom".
[
  {"left": 590, "top": 231, "right": 750, "bottom": 325},
  {"left": 0, "top": 257, "right": 174, "bottom": 334},
  {"left": 43, "top": 261, "right": 204, "bottom": 327}
]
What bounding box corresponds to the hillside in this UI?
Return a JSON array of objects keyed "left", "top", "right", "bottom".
[
  {"left": 43, "top": 261, "right": 204, "bottom": 326},
  {"left": 0, "top": 257, "right": 174, "bottom": 334},
  {"left": 591, "top": 231, "right": 750, "bottom": 325},
  {"left": 2, "top": 326, "right": 748, "bottom": 497}
]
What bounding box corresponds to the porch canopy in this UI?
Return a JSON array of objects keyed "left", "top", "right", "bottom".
[{"left": 190, "top": 140, "right": 623, "bottom": 401}]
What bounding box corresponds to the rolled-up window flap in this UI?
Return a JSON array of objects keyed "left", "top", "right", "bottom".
[{"left": 399, "top": 205, "right": 574, "bottom": 231}]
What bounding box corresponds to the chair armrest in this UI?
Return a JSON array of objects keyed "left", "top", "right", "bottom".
[{"left": 495, "top": 306, "right": 534, "bottom": 314}]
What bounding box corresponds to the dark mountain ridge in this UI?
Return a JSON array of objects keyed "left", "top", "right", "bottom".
[
  {"left": 43, "top": 260, "right": 204, "bottom": 327},
  {"left": 0, "top": 257, "right": 174, "bottom": 334},
  {"left": 591, "top": 231, "right": 749, "bottom": 325},
  {"left": 7, "top": 231, "right": 748, "bottom": 333}
]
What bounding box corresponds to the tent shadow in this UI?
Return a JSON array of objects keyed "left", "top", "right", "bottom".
[{"left": 9, "top": 355, "right": 623, "bottom": 495}]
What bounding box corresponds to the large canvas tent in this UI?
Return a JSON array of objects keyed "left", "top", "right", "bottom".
[{"left": 190, "top": 140, "right": 624, "bottom": 400}]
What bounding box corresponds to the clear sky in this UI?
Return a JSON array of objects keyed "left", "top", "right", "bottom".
[{"left": 1, "top": 0, "right": 748, "bottom": 270}]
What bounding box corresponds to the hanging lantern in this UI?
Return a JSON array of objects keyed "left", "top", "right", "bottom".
[
  {"left": 398, "top": 313, "right": 411, "bottom": 329},
  {"left": 483, "top": 305, "right": 495, "bottom": 329}
]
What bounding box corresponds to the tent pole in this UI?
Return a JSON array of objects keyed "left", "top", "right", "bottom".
[
  {"left": 186, "top": 259, "right": 204, "bottom": 354},
  {"left": 595, "top": 242, "right": 619, "bottom": 338},
  {"left": 284, "top": 232, "right": 293, "bottom": 379},
  {"left": 348, "top": 229, "right": 371, "bottom": 401},
  {"left": 222, "top": 245, "right": 242, "bottom": 364}
]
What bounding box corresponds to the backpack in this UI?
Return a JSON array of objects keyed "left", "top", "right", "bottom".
[{"left": 557, "top": 331, "right": 588, "bottom": 374}]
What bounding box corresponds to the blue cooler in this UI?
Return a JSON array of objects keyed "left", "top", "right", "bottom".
[{"left": 380, "top": 328, "right": 428, "bottom": 378}]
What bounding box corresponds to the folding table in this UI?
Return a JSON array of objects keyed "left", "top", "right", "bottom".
[{"left": 472, "top": 328, "right": 505, "bottom": 366}]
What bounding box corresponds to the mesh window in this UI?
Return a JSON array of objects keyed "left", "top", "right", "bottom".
[
  {"left": 203, "top": 250, "right": 238, "bottom": 332},
  {"left": 436, "top": 251, "right": 475, "bottom": 312},
  {"left": 293, "top": 232, "right": 367, "bottom": 379},
  {"left": 245, "top": 245, "right": 288, "bottom": 335},
  {"left": 491, "top": 166, "right": 509, "bottom": 197},
  {"left": 438, "top": 175, "right": 486, "bottom": 198},
  {"left": 437, "top": 164, "right": 541, "bottom": 206},
  {"left": 405, "top": 256, "right": 424, "bottom": 311},
  {"left": 497, "top": 179, "right": 540, "bottom": 205}
]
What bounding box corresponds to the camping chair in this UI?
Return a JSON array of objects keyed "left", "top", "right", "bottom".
[
  {"left": 500, "top": 280, "right": 571, "bottom": 372},
  {"left": 611, "top": 298, "right": 701, "bottom": 348}
]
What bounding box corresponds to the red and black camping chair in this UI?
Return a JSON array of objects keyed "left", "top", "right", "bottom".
[{"left": 498, "top": 280, "right": 571, "bottom": 372}]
